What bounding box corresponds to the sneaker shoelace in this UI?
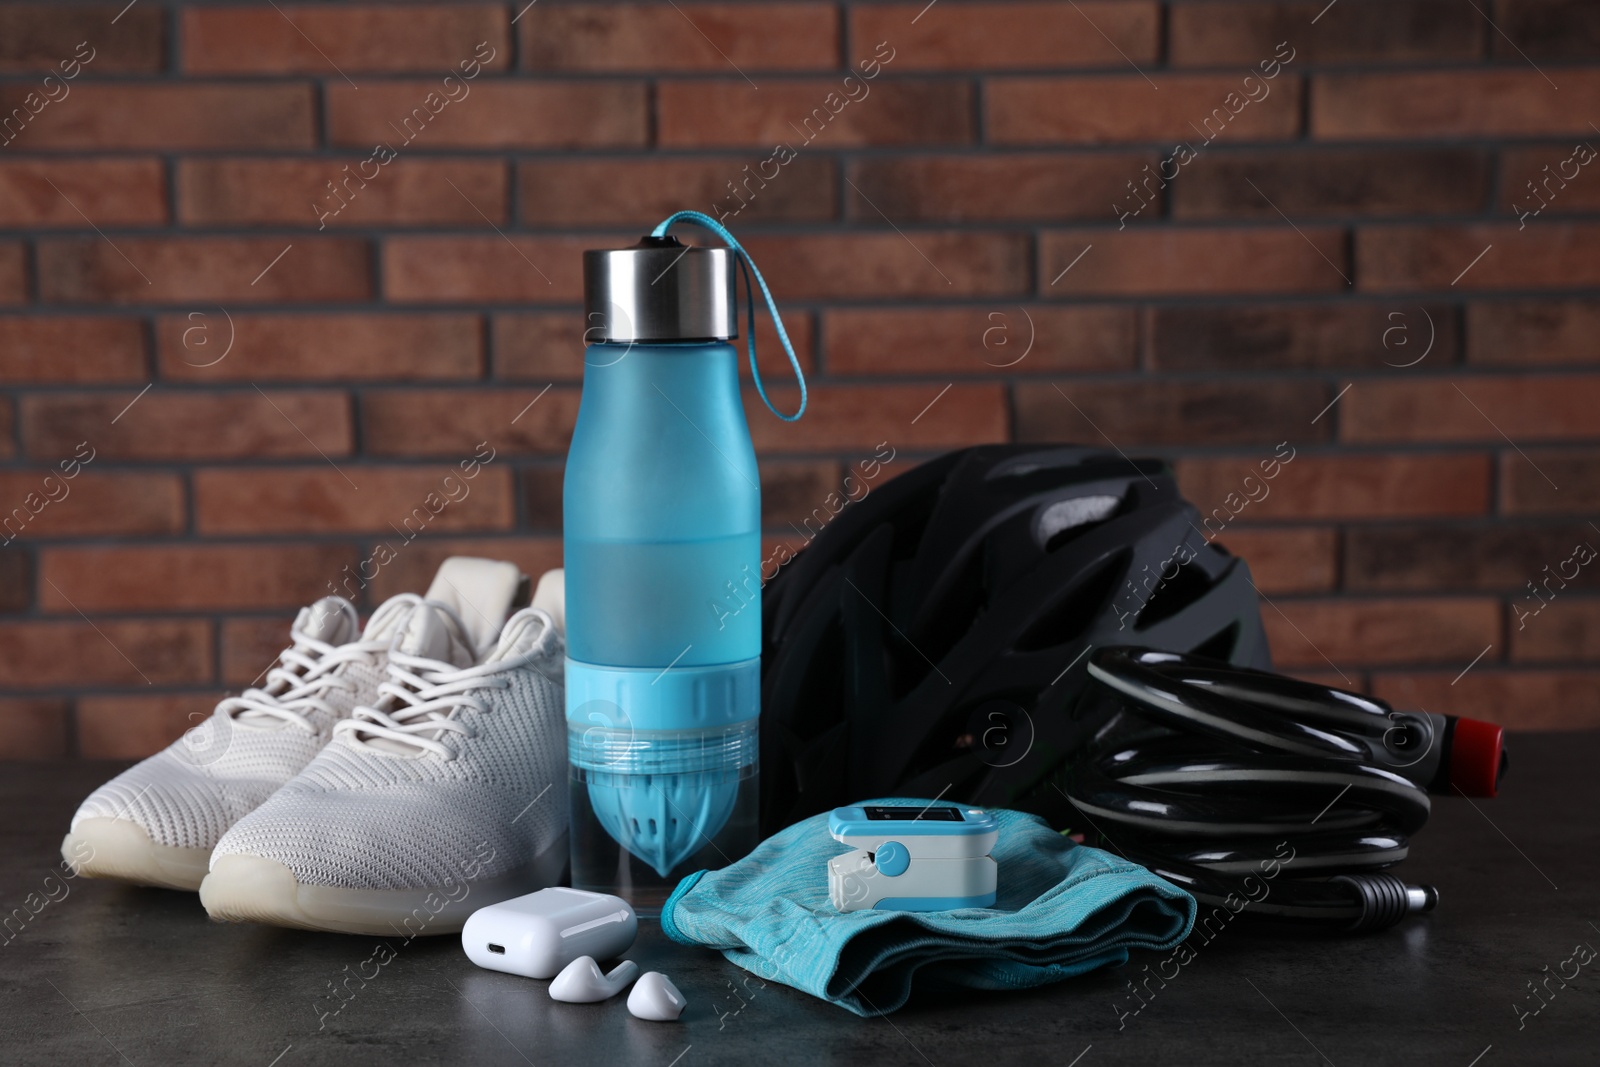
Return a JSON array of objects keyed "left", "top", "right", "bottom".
[
  {"left": 333, "top": 650, "right": 512, "bottom": 759},
  {"left": 217, "top": 627, "right": 388, "bottom": 734},
  {"left": 334, "top": 609, "right": 558, "bottom": 760}
]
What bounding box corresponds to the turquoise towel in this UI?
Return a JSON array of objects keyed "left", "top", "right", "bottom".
[{"left": 660, "top": 798, "right": 1196, "bottom": 1016}]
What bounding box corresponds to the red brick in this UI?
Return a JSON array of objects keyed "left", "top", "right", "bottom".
[
  {"left": 327, "top": 82, "right": 646, "bottom": 150},
  {"left": 22, "top": 390, "right": 351, "bottom": 461},
  {"left": 1500, "top": 144, "right": 1600, "bottom": 219},
  {"left": 1495, "top": 0, "right": 1600, "bottom": 60},
  {"left": 1359, "top": 224, "right": 1600, "bottom": 292},
  {"left": 0, "top": 243, "right": 24, "bottom": 305},
  {"left": 1501, "top": 451, "right": 1600, "bottom": 514},
  {"left": 848, "top": 153, "right": 1156, "bottom": 223},
  {"left": 223, "top": 615, "right": 300, "bottom": 687},
  {"left": 744, "top": 385, "right": 1006, "bottom": 453},
  {"left": 491, "top": 310, "right": 817, "bottom": 383},
  {"left": 1314, "top": 71, "right": 1600, "bottom": 139},
  {"left": 1341, "top": 375, "right": 1600, "bottom": 444},
  {"left": 519, "top": 156, "right": 836, "bottom": 227},
  {"left": 1262, "top": 598, "right": 1500, "bottom": 669},
  {"left": 492, "top": 312, "right": 604, "bottom": 382},
  {"left": 40, "top": 545, "right": 358, "bottom": 613},
  {"left": 853, "top": 2, "right": 1157, "bottom": 70},
  {"left": 1173, "top": 149, "right": 1489, "bottom": 219},
  {"left": 522, "top": 3, "right": 837, "bottom": 71},
  {"left": 746, "top": 311, "right": 824, "bottom": 384},
  {"left": 0, "top": 399, "right": 11, "bottom": 460},
  {"left": 1175, "top": 453, "right": 1491, "bottom": 520},
  {"left": 38, "top": 236, "right": 371, "bottom": 305},
  {"left": 0, "top": 620, "right": 211, "bottom": 688},
  {"left": 521, "top": 465, "right": 563, "bottom": 533},
  {"left": 0, "top": 318, "right": 146, "bottom": 383},
  {"left": 361, "top": 387, "right": 581, "bottom": 457},
  {"left": 0, "top": 471, "right": 185, "bottom": 539},
  {"left": 194, "top": 466, "right": 515, "bottom": 535},
  {"left": 1371, "top": 670, "right": 1600, "bottom": 730},
  {"left": 1169, "top": 2, "right": 1479, "bottom": 65},
  {"left": 657, "top": 80, "right": 973, "bottom": 148},
  {"left": 0, "top": 6, "right": 163, "bottom": 73},
  {"left": 1150, "top": 303, "right": 1460, "bottom": 371},
  {"left": 361, "top": 538, "right": 564, "bottom": 605},
  {"left": 1018, "top": 380, "right": 1328, "bottom": 447},
  {"left": 1347, "top": 523, "right": 1600, "bottom": 593},
  {"left": 741, "top": 233, "right": 1029, "bottom": 299},
  {"left": 184, "top": 5, "right": 508, "bottom": 74},
  {"left": 825, "top": 306, "right": 1136, "bottom": 376},
  {"left": 1514, "top": 600, "right": 1600, "bottom": 662},
  {"left": 179, "top": 159, "right": 508, "bottom": 228},
  {"left": 758, "top": 459, "right": 844, "bottom": 529},
  {"left": 1212, "top": 527, "right": 1337, "bottom": 595},
  {"left": 0, "top": 549, "right": 29, "bottom": 612},
  {"left": 1468, "top": 299, "right": 1600, "bottom": 366},
  {"left": 78, "top": 694, "right": 225, "bottom": 760},
  {"left": 988, "top": 74, "right": 1301, "bottom": 145},
  {"left": 0, "top": 85, "right": 315, "bottom": 150},
  {"left": 0, "top": 698, "right": 68, "bottom": 760},
  {"left": 384, "top": 235, "right": 591, "bottom": 304},
  {"left": 0, "top": 160, "right": 167, "bottom": 227},
  {"left": 1041, "top": 228, "right": 1348, "bottom": 297},
  {"left": 157, "top": 313, "right": 482, "bottom": 382}
]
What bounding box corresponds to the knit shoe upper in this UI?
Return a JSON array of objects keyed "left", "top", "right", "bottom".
[{"left": 207, "top": 604, "right": 567, "bottom": 905}]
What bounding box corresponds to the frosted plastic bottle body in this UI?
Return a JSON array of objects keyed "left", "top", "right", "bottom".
[
  {"left": 564, "top": 340, "right": 759, "bottom": 666},
  {"left": 564, "top": 340, "right": 761, "bottom": 909}
]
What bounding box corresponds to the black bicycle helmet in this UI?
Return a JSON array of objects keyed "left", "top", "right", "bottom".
[{"left": 759, "top": 444, "right": 1272, "bottom": 835}]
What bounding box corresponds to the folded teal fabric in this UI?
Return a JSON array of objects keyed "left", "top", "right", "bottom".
[{"left": 659, "top": 798, "right": 1196, "bottom": 1016}]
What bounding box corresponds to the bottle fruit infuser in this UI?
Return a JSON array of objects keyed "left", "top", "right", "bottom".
[{"left": 564, "top": 211, "right": 806, "bottom": 909}]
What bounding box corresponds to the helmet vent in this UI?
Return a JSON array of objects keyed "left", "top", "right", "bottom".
[
  {"left": 1135, "top": 558, "right": 1220, "bottom": 630},
  {"left": 1190, "top": 623, "right": 1241, "bottom": 662},
  {"left": 1037, "top": 494, "right": 1122, "bottom": 551}
]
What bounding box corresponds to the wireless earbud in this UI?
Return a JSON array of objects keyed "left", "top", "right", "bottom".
[
  {"left": 627, "top": 972, "right": 686, "bottom": 1021},
  {"left": 549, "top": 956, "right": 639, "bottom": 1003}
]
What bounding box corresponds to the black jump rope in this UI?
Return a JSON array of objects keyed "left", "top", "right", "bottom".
[{"left": 1060, "top": 647, "right": 1508, "bottom": 932}]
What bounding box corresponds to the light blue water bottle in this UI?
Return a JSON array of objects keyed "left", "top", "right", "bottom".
[{"left": 565, "top": 211, "right": 806, "bottom": 910}]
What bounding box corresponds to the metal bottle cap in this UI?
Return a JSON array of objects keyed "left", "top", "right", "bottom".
[{"left": 583, "top": 236, "right": 737, "bottom": 344}]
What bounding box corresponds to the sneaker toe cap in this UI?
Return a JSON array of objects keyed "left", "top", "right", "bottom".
[{"left": 72, "top": 755, "right": 239, "bottom": 852}]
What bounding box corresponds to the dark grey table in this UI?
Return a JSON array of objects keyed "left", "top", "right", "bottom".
[{"left": 3, "top": 734, "right": 1597, "bottom": 1066}]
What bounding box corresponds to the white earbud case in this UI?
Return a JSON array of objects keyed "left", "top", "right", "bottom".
[{"left": 462, "top": 887, "right": 637, "bottom": 979}]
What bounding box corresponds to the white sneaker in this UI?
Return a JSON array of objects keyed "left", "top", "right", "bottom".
[
  {"left": 61, "top": 557, "right": 528, "bottom": 892},
  {"left": 199, "top": 582, "right": 568, "bottom": 936}
]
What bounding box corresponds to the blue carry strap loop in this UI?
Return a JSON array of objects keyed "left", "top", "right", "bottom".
[{"left": 651, "top": 210, "right": 807, "bottom": 422}]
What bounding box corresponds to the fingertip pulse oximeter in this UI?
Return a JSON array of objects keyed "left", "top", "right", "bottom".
[{"left": 827, "top": 803, "right": 998, "bottom": 912}]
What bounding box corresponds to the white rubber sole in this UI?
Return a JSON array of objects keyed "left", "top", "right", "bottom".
[
  {"left": 61, "top": 818, "right": 212, "bottom": 892},
  {"left": 199, "top": 835, "right": 568, "bottom": 937}
]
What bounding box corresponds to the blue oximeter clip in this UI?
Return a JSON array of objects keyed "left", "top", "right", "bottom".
[{"left": 827, "top": 803, "right": 998, "bottom": 912}]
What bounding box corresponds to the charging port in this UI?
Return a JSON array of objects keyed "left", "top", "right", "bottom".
[{"left": 488, "top": 944, "right": 505, "bottom": 955}]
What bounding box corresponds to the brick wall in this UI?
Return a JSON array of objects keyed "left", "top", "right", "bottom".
[{"left": 2, "top": 0, "right": 1598, "bottom": 759}]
